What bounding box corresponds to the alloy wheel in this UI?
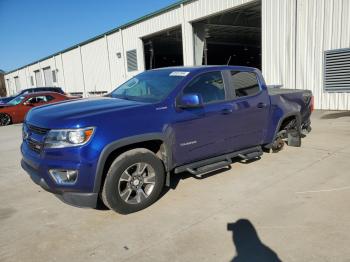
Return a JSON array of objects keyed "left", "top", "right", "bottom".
[
  {"left": 0, "top": 114, "right": 11, "bottom": 126},
  {"left": 118, "top": 162, "right": 156, "bottom": 204}
]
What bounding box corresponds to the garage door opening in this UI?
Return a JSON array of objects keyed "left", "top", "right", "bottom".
[
  {"left": 192, "top": 1, "right": 261, "bottom": 69},
  {"left": 143, "top": 26, "right": 183, "bottom": 70}
]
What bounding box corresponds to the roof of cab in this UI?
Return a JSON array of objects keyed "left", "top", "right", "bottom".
[{"left": 151, "top": 65, "right": 259, "bottom": 74}]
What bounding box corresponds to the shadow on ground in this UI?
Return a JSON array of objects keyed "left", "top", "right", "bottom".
[
  {"left": 228, "top": 219, "right": 282, "bottom": 262},
  {"left": 321, "top": 111, "right": 350, "bottom": 119}
]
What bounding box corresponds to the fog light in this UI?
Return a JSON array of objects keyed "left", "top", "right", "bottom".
[{"left": 49, "top": 169, "right": 78, "bottom": 185}]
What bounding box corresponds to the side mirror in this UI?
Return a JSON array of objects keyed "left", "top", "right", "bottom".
[{"left": 178, "top": 93, "right": 204, "bottom": 109}]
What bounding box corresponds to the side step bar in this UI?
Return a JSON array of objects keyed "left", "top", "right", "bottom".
[
  {"left": 187, "top": 160, "right": 232, "bottom": 177},
  {"left": 237, "top": 150, "right": 263, "bottom": 160},
  {"left": 174, "top": 146, "right": 262, "bottom": 177}
]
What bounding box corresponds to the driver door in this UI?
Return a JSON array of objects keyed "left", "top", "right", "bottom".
[{"left": 171, "top": 71, "right": 234, "bottom": 166}]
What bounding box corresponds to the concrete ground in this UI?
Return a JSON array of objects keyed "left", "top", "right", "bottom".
[{"left": 1, "top": 111, "right": 350, "bottom": 262}]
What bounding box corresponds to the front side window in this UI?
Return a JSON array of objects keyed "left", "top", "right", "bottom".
[
  {"left": 231, "top": 71, "right": 260, "bottom": 97},
  {"left": 183, "top": 71, "right": 225, "bottom": 104},
  {"left": 27, "top": 96, "right": 47, "bottom": 104}
]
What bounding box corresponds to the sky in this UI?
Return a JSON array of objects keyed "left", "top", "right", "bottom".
[{"left": 0, "top": 0, "right": 179, "bottom": 72}]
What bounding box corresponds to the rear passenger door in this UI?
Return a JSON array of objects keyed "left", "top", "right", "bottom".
[{"left": 225, "top": 71, "right": 270, "bottom": 151}]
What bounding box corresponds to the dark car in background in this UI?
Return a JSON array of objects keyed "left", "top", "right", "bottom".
[{"left": 0, "top": 87, "right": 65, "bottom": 104}]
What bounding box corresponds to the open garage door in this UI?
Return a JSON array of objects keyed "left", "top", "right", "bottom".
[
  {"left": 143, "top": 26, "right": 183, "bottom": 70},
  {"left": 193, "top": 1, "right": 261, "bottom": 69}
]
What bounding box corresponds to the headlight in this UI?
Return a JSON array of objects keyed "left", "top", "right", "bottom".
[
  {"left": 22, "top": 124, "right": 29, "bottom": 140},
  {"left": 44, "top": 127, "right": 95, "bottom": 148}
]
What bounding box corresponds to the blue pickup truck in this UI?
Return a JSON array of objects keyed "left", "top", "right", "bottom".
[{"left": 21, "top": 66, "right": 313, "bottom": 214}]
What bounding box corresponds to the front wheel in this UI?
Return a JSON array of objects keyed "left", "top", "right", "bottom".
[
  {"left": 0, "top": 113, "right": 12, "bottom": 126},
  {"left": 101, "top": 148, "right": 165, "bottom": 214}
]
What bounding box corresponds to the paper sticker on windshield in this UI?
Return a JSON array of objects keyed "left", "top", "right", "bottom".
[{"left": 170, "top": 71, "right": 189, "bottom": 77}]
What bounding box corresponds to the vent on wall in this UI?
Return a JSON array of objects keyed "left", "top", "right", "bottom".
[
  {"left": 324, "top": 48, "right": 350, "bottom": 92},
  {"left": 126, "top": 49, "right": 138, "bottom": 72}
]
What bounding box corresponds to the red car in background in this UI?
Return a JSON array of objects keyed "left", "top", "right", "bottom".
[{"left": 0, "top": 92, "right": 76, "bottom": 126}]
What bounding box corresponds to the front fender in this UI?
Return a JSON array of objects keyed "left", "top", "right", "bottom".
[{"left": 93, "top": 133, "right": 172, "bottom": 193}]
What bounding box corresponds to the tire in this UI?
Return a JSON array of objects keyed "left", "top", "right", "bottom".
[
  {"left": 0, "top": 113, "right": 12, "bottom": 126},
  {"left": 101, "top": 148, "right": 165, "bottom": 214}
]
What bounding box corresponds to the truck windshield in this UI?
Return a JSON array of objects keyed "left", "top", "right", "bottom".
[{"left": 110, "top": 70, "right": 187, "bottom": 102}]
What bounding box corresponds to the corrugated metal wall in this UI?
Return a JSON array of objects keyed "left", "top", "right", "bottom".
[
  {"left": 121, "top": 6, "right": 183, "bottom": 77},
  {"left": 61, "top": 48, "right": 85, "bottom": 94},
  {"left": 106, "top": 31, "right": 126, "bottom": 87},
  {"left": 53, "top": 54, "right": 66, "bottom": 91},
  {"left": 4, "top": 0, "right": 350, "bottom": 110},
  {"left": 263, "top": 0, "right": 350, "bottom": 110},
  {"left": 297, "top": 0, "right": 350, "bottom": 110},
  {"left": 81, "top": 37, "right": 112, "bottom": 93},
  {"left": 183, "top": 0, "right": 251, "bottom": 20},
  {"left": 262, "top": 0, "right": 296, "bottom": 91}
]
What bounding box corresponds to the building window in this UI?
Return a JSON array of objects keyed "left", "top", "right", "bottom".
[
  {"left": 324, "top": 48, "right": 350, "bottom": 92},
  {"left": 30, "top": 76, "right": 34, "bottom": 86},
  {"left": 43, "top": 67, "right": 53, "bottom": 86},
  {"left": 52, "top": 70, "right": 57, "bottom": 83},
  {"left": 14, "top": 76, "right": 21, "bottom": 92},
  {"left": 126, "top": 49, "right": 138, "bottom": 72},
  {"left": 6, "top": 79, "right": 11, "bottom": 94},
  {"left": 34, "top": 70, "right": 43, "bottom": 86}
]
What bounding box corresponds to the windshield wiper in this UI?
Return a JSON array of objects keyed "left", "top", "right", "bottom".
[{"left": 112, "top": 94, "right": 133, "bottom": 101}]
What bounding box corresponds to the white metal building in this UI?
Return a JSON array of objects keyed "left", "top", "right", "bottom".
[{"left": 4, "top": 0, "right": 350, "bottom": 110}]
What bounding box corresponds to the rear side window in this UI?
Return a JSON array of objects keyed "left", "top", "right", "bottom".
[
  {"left": 183, "top": 71, "right": 225, "bottom": 104},
  {"left": 45, "top": 95, "right": 55, "bottom": 102},
  {"left": 231, "top": 71, "right": 260, "bottom": 98}
]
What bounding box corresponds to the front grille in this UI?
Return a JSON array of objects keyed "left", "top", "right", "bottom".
[
  {"left": 28, "top": 124, "right": 50, "bottom": 135},
  {"left": 27, "top": 138, "right": 43, "bottom": 154}
]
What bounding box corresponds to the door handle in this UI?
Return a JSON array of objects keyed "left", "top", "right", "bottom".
[
  {"left": 221, "top": 108, "right": 233, "bottom": 115},
  {"left": 257, "top": 102, "right": 267, "bottom": 109}
]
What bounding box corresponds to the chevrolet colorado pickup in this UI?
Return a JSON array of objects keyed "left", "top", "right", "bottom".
[{"left": 21, "top": 66, "right": 313, "bottom": 214}]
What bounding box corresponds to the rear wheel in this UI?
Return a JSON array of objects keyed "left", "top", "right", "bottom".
[
  {"left": 101, "top": 148, "right": 165, "bottom": 214},
  {"left": 0, "top": 113, "right": 11, "bottom": 126}
]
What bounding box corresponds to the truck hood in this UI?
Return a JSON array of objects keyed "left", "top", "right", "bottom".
[{"left": 26, "top": 97, "right": 149, "bottom": 128}]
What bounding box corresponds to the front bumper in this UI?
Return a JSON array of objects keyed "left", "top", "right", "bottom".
[{"left": 21, "top": 156, "right": 98, "bottom": 209}]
